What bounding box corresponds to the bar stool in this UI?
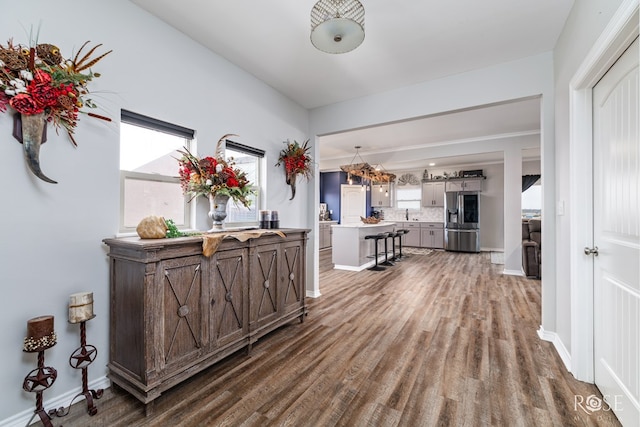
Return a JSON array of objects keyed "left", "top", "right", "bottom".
[
  {"left": 380, "top": 233, "right": 395, "bottom": 267},
  {"left": 390, "top": 231, "right": 402, "bottom": 262},
  {"left": 396, "top": 229, "right": 408, "bottom": 260},
  {"left": 365, "top": 232, "right": 388, "bottom": 271}
]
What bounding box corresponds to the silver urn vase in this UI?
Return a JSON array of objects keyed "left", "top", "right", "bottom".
[{"left": 208, "top": 193, "right": 230, "bottom": 231}]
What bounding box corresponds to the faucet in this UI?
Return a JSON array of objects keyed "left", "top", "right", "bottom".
[{"left": 405, "top": 209, "right": 409, "bottom": 220}]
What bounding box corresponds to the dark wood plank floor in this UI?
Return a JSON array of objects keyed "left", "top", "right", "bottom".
[{"left": 48, "top": 249, "right": 620, "bottom": 426}]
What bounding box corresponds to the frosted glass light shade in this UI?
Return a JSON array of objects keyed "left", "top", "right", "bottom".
[{"left": 311, "top": 0, "right": 365, "bottom": 54}]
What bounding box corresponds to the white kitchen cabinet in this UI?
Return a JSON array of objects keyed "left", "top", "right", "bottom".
[
  {"left": 319, "top": 221, "right": 337, "bottom": 249},
  {"left": 401, "top": 222, "right": 421, "bottom": 247},
  {"left": 421, "top": 181, "right": 445, "bottom": 207},
  {"left": 370, "top": 182, "right": 394, "bottom": 207},
  {"left": 445, "top": 178, "right": 482, "bottom": 192},
  {"left": 420, "top": 223, "right": 444, "bottom": 249}
]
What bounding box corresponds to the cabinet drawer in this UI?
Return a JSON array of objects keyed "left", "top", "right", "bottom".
[{"left": 423, "top": 222, "right": 444, "bottom": 228}]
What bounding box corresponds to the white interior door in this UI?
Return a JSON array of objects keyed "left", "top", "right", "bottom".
[
  {"left": 592, "top": 36, "right": 639, "bottom": 426},
  {"left": 341, "top": 185, "right": 366, "bottom": 223}
]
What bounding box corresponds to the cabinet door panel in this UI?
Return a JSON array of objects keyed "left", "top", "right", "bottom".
[
  {"left": 161, "top": 256, "right": 204, "bottom": 370},
  {"left": 463, "top": 180, "right": 482, "bottom": 191},
  {"left": 422, "top": 182, "right": 445, "bottom": 207},
  {"left": 432, "top": 229, "right": 444, "bottom": 249},
  {"left": 445, "top": 181, "right": 463, "bottom": 192},
  {"left": 371, "top": 183, "right": 393, "bottom": 207},
  {"left": 432, "top": 182, "right": 445, "bottom": 206},
  {"left": 210, "top": 248, "right": 248, "bottom": 348},
  {"left": 404, "top": 227, "right": 421, "bottom": 247},
  {"left": 281, "top": 240, "right": 305, "bottom": 316},
  {"left": 319, "top": 227, "right": 325, "bottom": 249},
  {"left": 249, "top": 244, "right": 279, "bottom": 328},
  {"left": 420, "top": 229, "right": 431, "bottom": 248},
  {"left": 421, "top": 183, "right": 431, "bottom": 207}
]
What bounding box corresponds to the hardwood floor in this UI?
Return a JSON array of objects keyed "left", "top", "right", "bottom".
[{"left": 49, "top": 249, "right": 620, "bottom": 426}]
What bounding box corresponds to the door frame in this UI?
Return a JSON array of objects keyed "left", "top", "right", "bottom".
[{"left": 569, "top": 0, "right": 639, "bottom": 382}]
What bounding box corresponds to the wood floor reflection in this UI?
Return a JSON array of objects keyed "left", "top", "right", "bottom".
[{"left": 51, "top": 249, "right": 620, "bottom": 426}]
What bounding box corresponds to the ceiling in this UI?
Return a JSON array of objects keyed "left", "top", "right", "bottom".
[
  {"left": 131, "top": 0, "right": 574, "bottom": 170},
  {"left": 318, "top": 96, "right": 542, "bottom": 171}
]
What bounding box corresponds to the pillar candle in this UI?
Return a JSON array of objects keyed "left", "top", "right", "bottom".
[
  {"left": 24, "top": 315, "right": 56, "bottom": 352},
  {"left": 68, "top": 291, "right": 94, "bottom": 323}
]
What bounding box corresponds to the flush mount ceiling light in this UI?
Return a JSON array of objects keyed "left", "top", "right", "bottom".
[{"left": 311, "top": 0, "right": 365, "bottom": 54}]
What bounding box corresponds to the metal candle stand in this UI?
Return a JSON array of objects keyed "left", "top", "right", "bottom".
[
  {"left": 51, "top": 315, "right": 103, "bottom": 418},
  {"left": 23, "top": 350, "right": 57, "bottom": 427}
]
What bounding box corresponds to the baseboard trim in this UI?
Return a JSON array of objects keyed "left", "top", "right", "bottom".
[
  {"left": 502, "top": 268, "right": 524, "bottom": 276},
  {"left": 537, "top": 326, "right": 572, "bottom": 372},
  {"left": 0, "top": 376, "right": 111, "bottom": 427},
  {"left": 332, "top": 262, "right": 374, "bottom": 272},
  {"left": 306, "top": 289, "right": 322, "bottom": 298}
]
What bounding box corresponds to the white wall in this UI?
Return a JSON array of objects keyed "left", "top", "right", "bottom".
[
  {"left": 0, "top": 1, "right": 309, "bottom": 423},
  {"left": 552, "top": 0, "right": 626, "bottom": 355},
  {"left": 479, "top": 163, "right": 506, "bottom": 251},
  {"left": 523, "top": 159, "right": 542, "bottom": 176}
]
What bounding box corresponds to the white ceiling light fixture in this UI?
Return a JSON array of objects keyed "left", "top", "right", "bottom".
[{"left": 311, "top": 0, "right": 365, "bottom": 54}]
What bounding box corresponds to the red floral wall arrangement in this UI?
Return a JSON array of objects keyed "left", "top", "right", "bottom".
[
  {"left": 0, "top": 36, "right": 111, "bottom": 183},
  {"left": 276, "top": 139, "right": 313, "bottom": 200}
]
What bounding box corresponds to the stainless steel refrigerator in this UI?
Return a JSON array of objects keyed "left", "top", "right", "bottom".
[{"left": 444, "top": 191, "right": 480, "bottom": 252}]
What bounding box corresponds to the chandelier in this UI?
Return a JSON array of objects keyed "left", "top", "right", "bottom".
[
  {"left": 340, "top": 146, "right": 396, "bottom": 189},
  {"left": 310, "top": 0, "right": 365, "bottom": 54}
]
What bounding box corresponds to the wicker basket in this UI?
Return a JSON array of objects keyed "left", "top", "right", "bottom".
[{"left": 360, "top": 216, "right": 381, "bottom": 224}]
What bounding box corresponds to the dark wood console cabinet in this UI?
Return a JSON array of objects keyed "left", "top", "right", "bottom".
[{"left": 102, "top": 229, "right": 308, "bottom": 410}]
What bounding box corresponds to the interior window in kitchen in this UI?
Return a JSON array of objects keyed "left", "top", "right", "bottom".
[{"left": 396, "top": 184, "right": 421, "bottom": 209}]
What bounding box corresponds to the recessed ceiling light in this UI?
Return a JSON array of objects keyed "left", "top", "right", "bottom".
[{"left": 429, "top": 163, "right": 436, "bottom": 166}]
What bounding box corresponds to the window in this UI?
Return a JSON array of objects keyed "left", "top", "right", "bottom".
[
  {"left": 224, "top": 140, "right": 264, "bottom": 225},
  {"left": 119, "top": 110, "right": 194, "bottom": 233},
  {"left": 522, "top": 184, "right": 542, "bottom": 219},
  {"left": 396, "top": 184, "right": 421, "bottom": 209}
]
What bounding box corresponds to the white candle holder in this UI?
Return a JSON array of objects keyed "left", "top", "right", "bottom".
[{"left": 51, "top": 294, "right": 102, "bottom": 418}]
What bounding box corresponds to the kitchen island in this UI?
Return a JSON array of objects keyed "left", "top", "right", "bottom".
[{"left": 331, "top": 222, "right": 397, "bottom": 271}]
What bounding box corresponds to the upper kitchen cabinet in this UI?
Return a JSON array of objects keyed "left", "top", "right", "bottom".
[
  {"left": 421, "top": 181, "right": 445, "bottom": 207},
  {"left": 445, "top": 178, "right": 483, "bottom": 192},
  {"left": 370, "top": 182, "right": 394, "bottom": 207}
]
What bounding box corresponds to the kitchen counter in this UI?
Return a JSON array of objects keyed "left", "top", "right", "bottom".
[
  {"left": 331, "top": 222, "right": 397, "bottom": 271},
  {"left": 331, "top": 222, "right": 395, "bottom": 228},
  {"left": 319, "top": 220, "right": 338, "bottom": 250}
]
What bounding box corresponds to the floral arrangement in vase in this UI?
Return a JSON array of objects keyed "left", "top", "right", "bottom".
[
  {"left": 0, "top": 37, "right": 111, "bottom": 183},
  {"left": 178, "top": 134, "right": 254, "bottom": 231},
  {"left": 275, "top": 139, "right": 312, "bottom": 200},
  {"left": 177, "top": 134, "right": 254, "bottom": 231}
]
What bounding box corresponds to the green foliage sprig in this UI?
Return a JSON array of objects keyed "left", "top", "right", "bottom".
[{"left": 165, "top": 219, "right": 198, "bottom": 238}]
